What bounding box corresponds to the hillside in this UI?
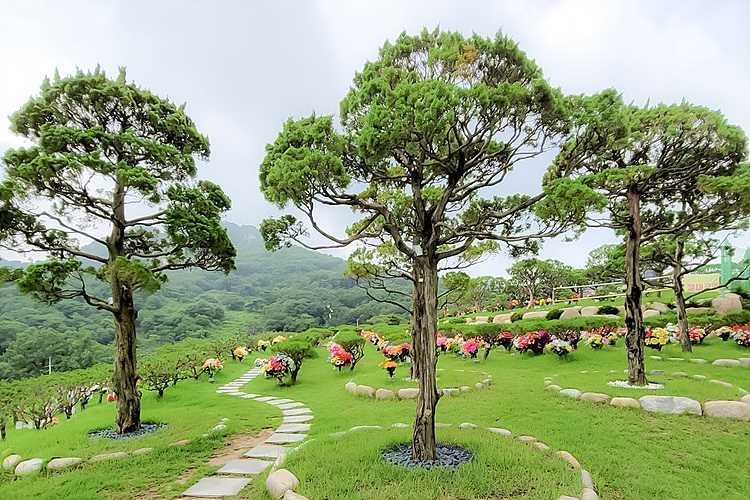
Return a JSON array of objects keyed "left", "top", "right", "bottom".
[{"left": 0, "top": 223, "right": 403, "bottom": 378}]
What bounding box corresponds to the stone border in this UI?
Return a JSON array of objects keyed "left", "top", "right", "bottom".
[
  {"left": 181, "top": 368, "right": 314, "bottom": 499},
  {"left": 647, "top": 354, "right": 750, "bottom": 369},
  {"left": 343, "top": 371, "right": 493, "bottom": 401},
  {"left": 321, "top": 422, "right": 597, "bottom": 500},
  {"left": 543, "top": 375, "right": 750, "bottom": 421}
]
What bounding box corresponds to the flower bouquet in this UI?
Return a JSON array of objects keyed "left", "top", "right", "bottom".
[
  {"left": 688, "top": 327, "right": 707, "bottom": 345},
  {"left": 559, "top": 330, "right": 581, "bottom": 349},
  {"left": 605, "top": 332, "right": 618, "bottom": 347},
  {"left": 529, "top": 331, "right": 551, "bottom": 354},
  {"left": 445, "top": 335, "right": 464, "bottom": 354},
  {"left": 272, "top": 335, "right": 288, "bottom": 344},
  {"left": 233, "top": 346, "right": 248, "bottom": 361},
  {"left": 733, "top": 326, "right": 750, "bottom": 348},
  {"left": 202, "top": 358, "right": 224, "bottom": 382},
  {"left": 714, "top": 326, "right": 733, "bottom": 341},
  {"left": 460, "top": 338, "right": 481, "bottom": 360},
  {"left": 256, "top": 340, "right": 270, "bottom": 351},
  {"left": 547, "top": 338, "right": 573, "bottom": 358},
  {"left": 497, "top": 331, "right": 514, "bottom": 351},
  {"left": 645, "top": 327, "right": 669, "bottom": 350},
  {"left": 437, "top": 335, "right": 448, "bottom": 352},
  {"left": 328, "top": 343, "right": 354, "bottom": 371},
  {"left": 587, "top": 334, "right": 604, "bottom": 350},
  {"left": 398, "top": 343, "right": 411, "bottom": 362},
  {"left": 361, "top": 330, "right": 380, "bottom": 346},
  {"left": 262, "top": 353, "right": 295, "bottom": 385},
  {"left": 381, "top": 360, "right": 397, "bottom": 379}
]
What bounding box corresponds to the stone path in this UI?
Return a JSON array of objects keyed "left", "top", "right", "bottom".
[{"left": 181, "top": 367, "right": 313, "bottom": 498}]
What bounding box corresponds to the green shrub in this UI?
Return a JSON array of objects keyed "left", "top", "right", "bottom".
[
  {"left": 597, "top": 305, "right": 619, "bottom": 315},
  {"left": 270, "top": 339, "right": 317, "bottom": 383},
  {"left": 333, "top": 331, "right": 366, "bottom": 370},
  {"left": 510, "top": 311, "right": 523, "bottom": 322},
  {"left": 545, "top": 309, "right": 563, "bottom": 320}
]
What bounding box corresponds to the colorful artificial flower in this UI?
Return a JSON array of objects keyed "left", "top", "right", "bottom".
[
  {"left": 436, "top": 335, "right": 448, "bottom": 352},
  {"left": 262, "top": 353, "right": 295, "bottom": 384},
  {"left": 513, "top": 331, "right": 550, "bottom": 355},
  {"left": 559, "top": 330, "right": 581, "bottom": 349},
  {"left": 733, "top": 326, "right": 750, "bottom": 348},
  {"left": 272, "top": 335, "right": 288, "bottom": 344},
  {"left": 459, "top": 338, "right": 481, "bottom": 359},
  {"left": 107, "top": 392, "right": 117, "bottom": 402},
  {"left": 688, "top": 327, "right": 707, "bottom": 345},
  {"left": 256, "top": 340, "right": 270, "bottom": 351},
  {"left": 381, "top": 360, "right": 397, "bottom": 378},
  {"left": 587, "top": 334, "right": 604, "bottom": 350},
  {"left": 547, "top": 338, "right": 574, "bottom": 358},
  {"left": 497, "top": 331, "right": 514, "bottom": 351},
  {"left": 714, "top": 326, "right": 733, "bottom": 341},
  {"left": 202, "top": 358, "right": 224, "bottom": 382},
  {"left": 328, "top": 343, "right": 354, "bottom": 370},
  {"left": 233, "top": 346, "right": 248, "bottom": 361},
  {"left": 645, "top": 327, "right": 669, "bottom": 350}
]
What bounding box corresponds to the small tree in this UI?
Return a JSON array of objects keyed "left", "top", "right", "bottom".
[
  {"left": 552, "top": 92, "right": 749, "bottom": 383},
  {"left": 260, "top": 30, "right": 589, "bottom": 460},
  {"left": 0, "top": 69, "right": 236, "bottom": 432},
  {"left": 139, "top": 358, "right": 174, "bottom": 398},
  {"left": 333, "top": 331, "right": 365, "bottom": 370},
  {"left": 270, "top": 339, "right": 316, "bottom": 384},
  {"left": 507, "top": 258, "right": 560, "bottom": 307}
]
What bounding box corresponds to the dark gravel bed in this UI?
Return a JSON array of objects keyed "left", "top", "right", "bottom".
[
  {"left": 88, "top": 423, "right": 165, "bottom": 440},
  {"left": 383, "top": 443, "right": 473, "bottom": 470}
]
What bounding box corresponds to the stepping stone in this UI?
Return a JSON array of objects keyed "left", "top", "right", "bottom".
[
  {"left": 275, "top": 423, "right": 311, "bottom": 433},
  {"left": 282, "top": 408, "right": 311, "bottom": 416},
  {"left": 241, "top": 394, "right": 259, "bottom": 399},
  {"left": 713, "top": 359, "right": 741, "bottom": 368},
  {"left": 282, "top": 415, "right": 314, "bottom": 423},
  {"left": 487, "top": 427, "right": 511, "bottom": 436},
  {"left": 689, "top": 358, "right": 707, "bottom": 364},
  {"left": 666, "top": 357, "right": 684, "bottom": 362},
  {"left": 255, "top": 396, "right": 278, "bottom": 402},
  {"left": 458, "top": 422, "right": 477, "bottom": 429},
  {"left": 132, "top": 448, "right": 153, "bottom": 455},
  {"left": 244, "top": 444, "right": 289, "bottom": 459},
  {"left": 90, "top": 451, "right": 127, "bottom": 462},
  {"left": 182, "top": 476, "right": 249, "bottom": 497},
  {"left": 350, "top": 425, "right": 382, "bottom": 432},
  {"left": 228, "top": 392, "right": 245, "bottom": 397},
  {"left": 217, "top": 458, "right": 273, "bottom": 475},
  {"left": 266, "top": 432, "right": 307, "bottom": 444},
  {"left": 435, "top": 422, "right": 451, "bottom": 428},
  {"left": 267, "top": 399, "right": 294, "bottom": 405},
  {"left": 391, "top": 422, "right": 409, "bottom": 429},
  {"left": 710, "top": 379, "right": 733, "bottom": 388},
  {"left": 278, "top": 402, "right": 305, "bottom": 409}
]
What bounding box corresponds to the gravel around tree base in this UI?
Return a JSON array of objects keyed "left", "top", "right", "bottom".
[
  {"left": 382, "top": 443, "right": 473, "bottom": 470},
  {"left": 88, "top": 423, "right": 165, "bottom": 440}
]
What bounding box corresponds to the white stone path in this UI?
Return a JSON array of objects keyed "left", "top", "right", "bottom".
[{"left": 181, "top": 367, "right": 313, "bottom": 498}]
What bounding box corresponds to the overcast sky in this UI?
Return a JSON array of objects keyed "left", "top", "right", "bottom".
[{"left": 1, "top": 0, "right": 749, "bottom": 276}]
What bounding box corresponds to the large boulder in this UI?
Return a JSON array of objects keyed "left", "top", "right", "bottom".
[
  {"left": 2, "top": 454, "right": 23, "bottom": 471},
  {"left": 345, "top": 382, "right": 357, "bottom": 393},
  {"left": 703, "top": 401, "right": 750, "bottom": 421},
  {"left": 645, "top": 302, "right": 670, "bottom": 313},
  {"left": 712, "top": 359, "right": 741, "bottom": 368},
  {"left": 15, "top": 458, "right": 43, "bottom": 476},
  {"left": 559, "top": 307, "right": 581, "bottom": 320},
  {"left": 712, "top": 293, "right": 742, "bottom": 315},
  {"left": 266, "top": 469, "right": 300, "bottom": 499},
  {"left": 639, "top": 396, "right": 702, "bottom": 415},
  {"left": 522, "top": 311, "right": 547, "bottom": 320},
  {"left": 559, "top": 388, "right": 582, "bottom": 399},
  {"left": 579, "top": 306, "right": 599, "bottom": 317},
  {"left": 643, "top": 309, "right": 660, "bottom": 318},
  {"left": 493, "top": 313, "right": 513, "bottom": 324}
]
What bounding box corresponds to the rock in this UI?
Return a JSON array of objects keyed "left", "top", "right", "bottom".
[
  {"left": 283, "top": 491, "right": 309, "bottom": 500},
  {"left": 686, "top": 307, "right": 713, "bottom": 315},
  {"left": 649, "top": 355, "right": 662, "bottom": 360},
  {"left": 441, "top": 388, "right": 460, "bottom": 396},
  {"left": 556, "top": 450, "right": 581, "bottom": 469},
  {"left": 355, "top": 385, "right": 376, "bottom": 397},
  {"left": 610, "top": 397, "right": 640, "bottom": 409},
  {"left": 458, "top": 422, "right": 477, "bottom": 429},
  {"left": 645, "top": 302, "right": 670, "bottom": 313},
  {"left": 345, "top": 382, "right": 357, "bottom": 393},
  {"left": 267, "top": 469, "right": 300, "bottom": 499},
  {"left": 47, "top": 457, "right": 82, "bottom": 471},
  {"left": 546, "top": 384, "right": 562, "bottom": 391},
  {"left": 487, "top": 427, "right": 511, "bottom": 436},
  {"left": 703, "top": 401, "right": 750, "bottom": 421},
  {"left": 522, "top": 311, "right": 547, "bottom": 320},
  {"left": 672, "top": 371, "right": 688, "bottom": 377},
  {"left": 211, "top": 424, "right": 227, "bottom": 432},
  {"left": 349, "top": 425, "right": 382, "bottom": 432},
  {"left": 709, "top": 379, "right": 733, "bottom": 388},
  {"left": 739, "top": 358, "right": 750, "bottom": 368},
  {"left": 171, "top": 439, "right": 191, "bottom": 446},
  {"left": 639, "top": 396, "right": 702, "bottom": 415},
  {"left": 741, "top": 394, "right": 750, "bottom": 405},
  {"left": 375, "top": 388, "right": 395, "bottom": 400},
  {"left": 397, "top": 388, "right": 419, "bottom": 399},
  {"left": 474, "top": 382, "right": 485, "bottom": 390},
  {"left": 2, "top": 454, "right": 23, "bottom": 471},
  {"left": 581, "top": 488, "right": 599, "bottom": 500},
  {"left": 643, "top": 309, "right": 660, "bottom": 318},
  {"left": 391, "top": 423, "right": 409, "bottom": 429},
  {"left": 516, "top": 435, "right": 537, "bottom": 443},
  {"left": 689, "top": 358, "right": 707, "bottom": 364},
  {"left": 650, "top": 370, "right": 665, "bottom": 376},
  {"left": 559, "top": 388, "right": 582, "bottom": 399},
  {"left": 559, "top": 307, "right": 581, "bottom": 320},
  {"left": 713, "top": 359, "right": 741, "bottom": 368},
  {"left": 15, "top": 458, "right": 44, "bottom": 475},
  {"left": 132, "top": 447, "right": 153, "bottom": 455},
  {"left": 579, "top": 306, "right": 599, "bottom": 317},
  {"left": 533, "top": 442, "right": 550, "bottom": 451},
  {"left": 666, "top": 357, "right": 684, "bottom": 362},
  {"left": 475, "top": 316, "right": 489, "bottom": 324},
  {"left": 711, "top": 293, "right": 742, "bottom": 315},
  {"left": 580, "top": 392, "right": 610, "bottom": 403},
  {"left": 90, "top": 451, "right": 128, "bottom": 462},
  {"left": 493, "top": 314, "right": 512, "bottom": 324},
  {"left": 483, "top": 378, "right": 492, "bottom": 385},
  {"left": 692, "top": 374, "right": 706, "bottom": 380},
  {"left": 460, "top": 385, "right": 471, "bottom": 392}
]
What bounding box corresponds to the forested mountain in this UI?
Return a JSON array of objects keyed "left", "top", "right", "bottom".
[{"left": 0, "top": 223, "right": 402, "bottom": 378}]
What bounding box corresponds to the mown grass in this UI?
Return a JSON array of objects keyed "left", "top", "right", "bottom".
[{"left": 0, "top": 359, "right": 278, "bottom": 499}]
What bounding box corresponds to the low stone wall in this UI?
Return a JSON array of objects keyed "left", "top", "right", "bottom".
[{"left": 343, "top": 374, "right": 493, "bottom": 401}]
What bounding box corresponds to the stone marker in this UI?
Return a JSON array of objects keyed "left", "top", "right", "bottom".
[
  {"left": 47, "top": 457, "right": 82, "bottom": 471},
  {"left": 355, "top": 385, "right": 376, "bottom": 397},
  {"left": 458, "top": 422, "right": 477, "bottom": 429},
  {"left": 709, "top": 379, "right": 733, "bottom": 388},
  {"left": 345, "top": 381, "right": 358, "bottom": 394},
  {"left": 639, "top": 396, "right": 702, "bottom": 415},
  {"left": 90, "top": 451, "right": 128, "bottom": 462},
  {"left": 610, "top": 397, "right": 639, "bottom": 409},
  {"left": 559, "top": 388, "right": 582, "bottom": 399},
  {"left": 375, "top": 388, "right": 395, "bottom": 400},
  {"left": 131, "top": 448, "right": 153, "bottom": 455},
  {"left": 487, "top": 427, "right": 512, "bottom": 436},
  {"left": 15, "top": 458, "right": 43, "bottom": 475},
  {"left": 183, "top": 476, "right": 250, "bottom": 498},
  {"left": 712, "top": 359, "right": 741, "bottom": 368},
  {"left": 245, "top": 444, "right": 289, "bottom": 459},
  {"left": 579, "top": 306, "right": 599, "bottom": 317},
  {"left": 522, "top": 311, "right": 547, "bottom": 320},
  {"left": 703, "top": 401, "right": 750, "bottom": 421},
  {"left": 397, "top": 388, "right": 419, "bottom": 399},
  {"left": 267, "top": 469, "right": 300, "bottom": 499},
  {"left": 2, "top": 454, "right": 22, "bottom": 471},
  {"left": 688, "top": 358, "right": 707, "bottom": 364},
  {"left": 516, "top": 435, "right": 537, "bottom": 443},
  {"left": 218, "top": 458, "right": 273, "bottom": 475},
  {"left": 580, "top": 392, "right": 610, "bottom": 403}
]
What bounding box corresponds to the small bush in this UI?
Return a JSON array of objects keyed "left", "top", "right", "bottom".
[
  {"left": 511, "top": 312, "right": 523, "bottom": 322},
  {"left": 271, "top": 340, "right": 317, "bottom": 383},
  {"left": 597, "top": 305, "right": 619, "bottom": 315},
  {"left": 545, "top": 309, "right": 563, "bottom": 320}
]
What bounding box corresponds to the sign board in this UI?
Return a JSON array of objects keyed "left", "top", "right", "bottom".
[{"left": 682, "top": 273, "right": 720, "bottom": 293}]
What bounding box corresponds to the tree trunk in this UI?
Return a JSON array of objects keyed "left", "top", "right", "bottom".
[
  {"left": 527, "top": 286, "right": 534, "bottom": 308},
  {"left": 1, "top": 421, "right": 5, "bottom": 440},
  {"left": 673, "top": 240, "right": 691, "bottom": 352},
  {"left": 624, "top": 188, "right": 647, "bottom": 386},
  {"left": 113, "top": 289, "right": 141, "bottom": 433},
  {"left": 411, "top": 258, "right": 440, "bottom": 461},
  {"left": 158, "top": 388, "right": 164, "bottom": 398},
  {"left": 409, "top": 297, "right": 421, "bottom": 381}
]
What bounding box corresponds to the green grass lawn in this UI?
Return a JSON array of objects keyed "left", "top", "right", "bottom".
[
  {"left": 3, "top": 327, "right": 750, "bottom": 499},
  {"left": 0, "top": 359, "right": 278, "bottom": 499}
]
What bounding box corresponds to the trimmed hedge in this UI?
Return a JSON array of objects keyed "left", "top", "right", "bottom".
[
  {"left": 597, "top": 305, "right": 619, "bottom": 315},
  {"left": 545, "top": 309, "right": 563, "bottom": 320}
]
